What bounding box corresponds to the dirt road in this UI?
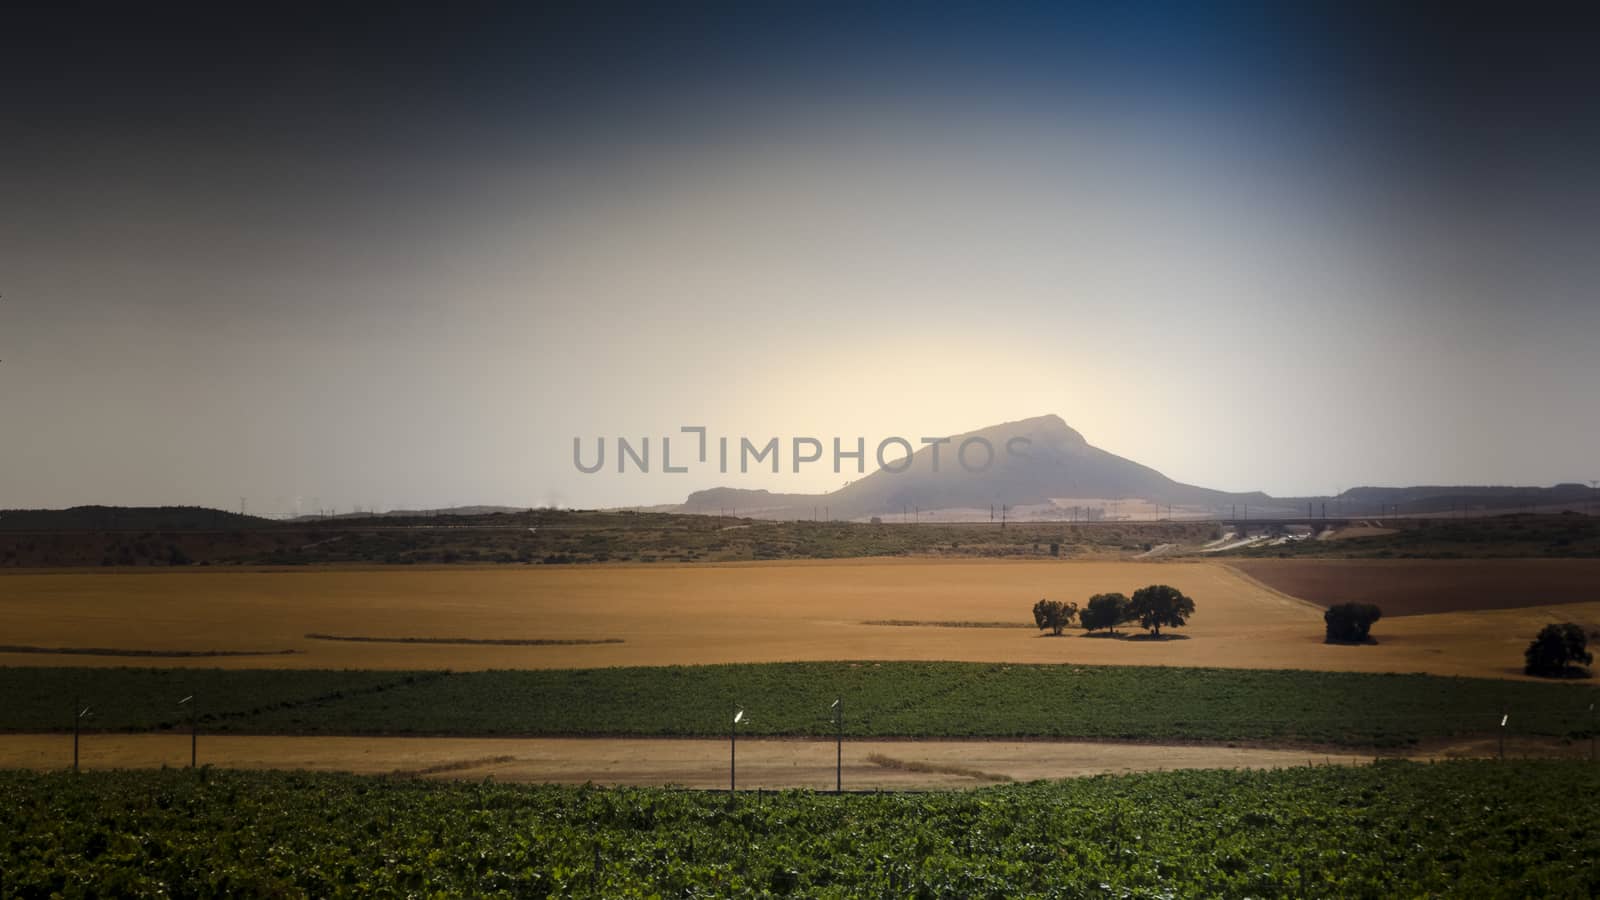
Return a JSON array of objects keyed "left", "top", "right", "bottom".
[{"left": 2, "top": 734, "right": 1386, "bottom": 790}]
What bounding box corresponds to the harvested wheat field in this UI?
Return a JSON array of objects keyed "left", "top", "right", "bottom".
[
  {"left": 0, "top": 559, "right": 1591, "bottom": 679},
  {"left": 1229, "top": 558, "right": 1600, "bottom": 616},
  {"left": 0, "top": 733, "right": 1379, "bottom": 790}
]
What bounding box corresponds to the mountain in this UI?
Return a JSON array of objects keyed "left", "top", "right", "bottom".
[
  {"left": 674, "top": 415, "right": 1597, "bottom": 522},
  {"left": 678, "top": 415, "right": 1274, "bottom": 521}
]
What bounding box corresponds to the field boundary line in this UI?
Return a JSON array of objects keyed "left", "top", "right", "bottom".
[
  {"left": 0, "top": 644, "right": 300, "bottom": 659},
  {"left": 304, "top": 633, "right": 624, "bottom": 647},
  {"left": 1214, "top": 562, "right": 1326, "bottom": 613}
]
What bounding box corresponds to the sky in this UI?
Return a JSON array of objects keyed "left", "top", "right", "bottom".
[{"left": 2, "top": 4, "right": 1597, "bottom": 514}]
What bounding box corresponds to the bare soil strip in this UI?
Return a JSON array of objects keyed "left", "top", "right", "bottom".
[
  {"left": 0, "top": 734, "right": 1389, "bottom": 789},
  {"left": 304, "top": 634, "right": 624, "bottom": 646},
  {"left": 1227, "top": 559, "right": 1600, "bottom": 617}
]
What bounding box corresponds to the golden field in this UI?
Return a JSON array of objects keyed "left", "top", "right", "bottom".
[{"left": 3, "top": 559, "right": 1597, "bottom": 679}]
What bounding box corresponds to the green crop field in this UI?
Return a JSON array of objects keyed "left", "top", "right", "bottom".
[
  {"left": 4, "top": 761, "right": 1598, "bottom": 897},
  {"left": 5, "top": 663, "right": 1595, "bottom": 747}
]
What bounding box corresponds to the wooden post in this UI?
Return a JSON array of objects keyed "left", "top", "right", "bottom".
[{"left": 835, "top": 697, "right": 843, "bottom": 793}]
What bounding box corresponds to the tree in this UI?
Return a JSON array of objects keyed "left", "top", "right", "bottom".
[
  {"left": 1128, "top": 584, "right": 1195, "bottom": 637},
  {"left": 1080, "top": 592, "right": 1131, "bottom": 634},
  {"left": 1323, "top": 603, "right": 1382, "bottom": 643},
  {"left": 1033, "top": 598, "right": 1078, "bottom": 636},
  {"left": 1524, "top": 623, "right": 1592, "bottom": 677}
]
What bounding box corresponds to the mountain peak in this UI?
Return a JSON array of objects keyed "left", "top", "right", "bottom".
[{"left": 983, "top": 413, "right": 1087, "bottom": 448}]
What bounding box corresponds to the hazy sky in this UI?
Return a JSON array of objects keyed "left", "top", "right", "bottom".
[{"left": 3, "top": 5, "right": 1597, "bottom": 513}]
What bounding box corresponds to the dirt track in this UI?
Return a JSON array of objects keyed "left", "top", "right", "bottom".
[{"left": 0, "top": 734, "right": 1384, "bottom": 789}]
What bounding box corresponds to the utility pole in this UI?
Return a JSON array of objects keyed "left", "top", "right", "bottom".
[
  {"left": 180, "top": 694, "right": 196, "bottom": 768},
  {"left": 730, "top": 708, "right": 744, "bottom": 792},
  {"left": 73, "top": 700, "right": 92, "bottom": 773},
  {"left": 832, "top": 697, "right": 843, "bottom": 793}
]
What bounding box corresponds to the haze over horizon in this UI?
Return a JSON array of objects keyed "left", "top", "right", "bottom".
[{"left": 3, "top": 5, "right": 1597, "bottom": 515}]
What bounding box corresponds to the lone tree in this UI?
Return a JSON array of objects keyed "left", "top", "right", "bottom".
[
  {"left": 1324, "top": 603, "right": 1382, "bottom": 643},
  {"left": 1080, "top": 592, "right": 1131, "bottom": 634},
  {"left": 1128, "top": 584, "right": 1195, "bottom": 637},
  {"left": 1033, "top": 598, "right": 1079, "bottom": 636},
  {"left": 1524, "top": 623, "right": 1593, "bottom": 678}
]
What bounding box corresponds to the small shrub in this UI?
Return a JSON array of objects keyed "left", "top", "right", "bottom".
[{"left": 1324, "top": 603, "right": 1382, "bottom": 643}]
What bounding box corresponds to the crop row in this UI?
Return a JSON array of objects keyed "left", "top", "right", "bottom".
[
  {"left": 3, "top": 663, "right": 1596, "bottom": 746},
  {"left": 4, "top": 761, "right": 1599, "bottom": 897}
]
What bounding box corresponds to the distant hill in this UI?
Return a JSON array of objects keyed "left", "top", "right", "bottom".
[
  {"left": 283, "top": 505, "right": 530, "bottom": 523},
  {"left": 0, "top": 505, "right": 273, "bottom": 531},
  {"left": 1283, "top": 484, "right": 1597, "bottom": 517},
  {"left": 676, "top": 415, "right": 1597, "bottom": 522},
  {"left": 681, "top": 415, "right": 1273, "bottom": 521}
]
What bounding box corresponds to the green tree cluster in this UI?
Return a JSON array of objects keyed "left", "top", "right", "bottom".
[
  {"left": 1062, "top": 585, "right": 1196, "bottom": 637},
  {"left": 1524, "top": 623, "right": 1592, "bottom": 678}
]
